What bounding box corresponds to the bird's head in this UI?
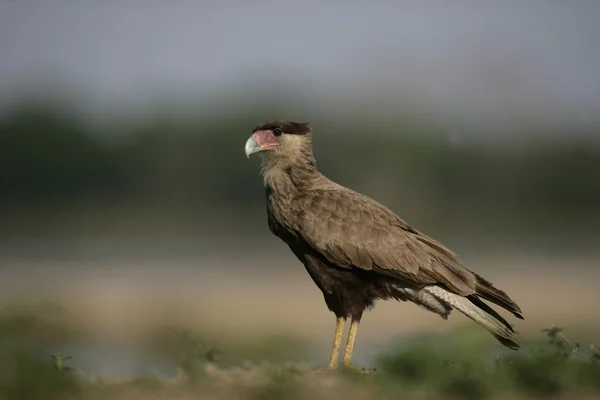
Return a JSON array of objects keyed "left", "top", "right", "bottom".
[{"left": 244, "top": 120, "right": 312, "bottom": 161}]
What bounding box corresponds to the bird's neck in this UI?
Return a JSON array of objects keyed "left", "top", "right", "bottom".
[{"left": 261, "top": 151, "right": 319, "bottom": 201}]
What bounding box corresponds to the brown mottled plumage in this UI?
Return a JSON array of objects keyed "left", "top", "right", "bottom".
[{"left": 244, "top": 120, "right": 523, "bottom": 368}]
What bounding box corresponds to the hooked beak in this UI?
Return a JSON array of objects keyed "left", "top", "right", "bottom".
[
  {"left": 244, "top": 135, "right": 261, "bottom": 159},
  {"left": 244, "top": 131, "right": 279, "bottom": 158}
]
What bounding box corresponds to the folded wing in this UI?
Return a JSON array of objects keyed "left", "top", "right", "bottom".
[{"left": 291, "top": 188, "right": 478, "bottom": 296}]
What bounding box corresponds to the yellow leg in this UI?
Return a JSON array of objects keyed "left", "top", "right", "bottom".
[
  {"left": 342, "top": 317, "right": 361, "bottom": 366},
  {"left": 328, "top": 316, "right": 346, "bottom": 369}
]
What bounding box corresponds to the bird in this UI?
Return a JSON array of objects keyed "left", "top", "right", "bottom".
[{"left": 244, "top": 120, "right": 523, "bottom": 369}]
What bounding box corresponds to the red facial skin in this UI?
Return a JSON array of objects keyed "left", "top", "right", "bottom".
[{"left": 252, "top": 130, "right": 280, "bottom": 151}]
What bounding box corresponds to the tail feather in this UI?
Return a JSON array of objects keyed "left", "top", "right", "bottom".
[
  {"left": 472, "top": 272, "right": 524, "bottom": 320},
  {"left": 467, "top": 295, "right": 514, "bottom": 333},
  {"left": 424, "top": 285, "right": 521, "bottom": 350}
]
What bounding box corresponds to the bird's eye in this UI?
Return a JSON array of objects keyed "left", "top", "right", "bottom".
[{"left": 273, "top": 128, "right": 283, "bottom": 137}]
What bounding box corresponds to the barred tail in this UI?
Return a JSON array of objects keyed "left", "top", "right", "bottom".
[{"left": 424, "top": 285, "right": 521, "bottom": 350}]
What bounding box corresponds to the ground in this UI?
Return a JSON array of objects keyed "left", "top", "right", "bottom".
[{"left": 1, "top": 306, "right": 599, "bottom": 400}]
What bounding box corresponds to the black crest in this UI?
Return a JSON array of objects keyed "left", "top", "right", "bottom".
[{"left": 252, "top": 120, "right": 312, "bottom": 135}]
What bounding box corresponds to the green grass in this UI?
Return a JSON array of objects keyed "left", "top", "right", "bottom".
[{"left": 0, "top": 306, "right": 598, "bottom": 400}]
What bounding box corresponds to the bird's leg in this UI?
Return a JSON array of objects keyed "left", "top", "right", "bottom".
[
  {"left": 328, "top": 316, "right": 346, "bottom": 369},
  {"left": 342, "top": 316, "right": 361, "bottom": 366}
]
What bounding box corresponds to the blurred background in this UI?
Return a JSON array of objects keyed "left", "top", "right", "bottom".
[{"left": 0, "top": 1, "right": 599, "bottom": 378}]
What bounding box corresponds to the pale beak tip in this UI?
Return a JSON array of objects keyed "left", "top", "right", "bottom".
[{"left": 244, "top": 136, "right": 261, "bottom": 159}]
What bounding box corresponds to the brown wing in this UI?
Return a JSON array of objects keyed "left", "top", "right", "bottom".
[{"left": 291, "top": 188, "right": 477, "bottom": 296}]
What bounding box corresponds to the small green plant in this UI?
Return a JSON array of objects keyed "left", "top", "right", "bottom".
[
  {"left": 374, "top": 326, "right": 600, "bottom": 400},
  {"left": 48, "top": 355, "right": 74, "bottom": 373},
  {"left": 541, "top": 326, "right": 580, "bottom": 356}
]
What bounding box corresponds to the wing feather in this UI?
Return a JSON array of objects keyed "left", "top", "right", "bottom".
[{"left": 292, "top": 188, "right": 477, "bottom": 296}]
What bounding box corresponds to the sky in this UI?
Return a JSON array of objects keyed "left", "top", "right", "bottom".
[{"left": 0, "top": 1, "right": 599, "bottom": 124}]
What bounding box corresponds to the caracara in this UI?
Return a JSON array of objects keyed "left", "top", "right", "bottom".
[{"left": 244, "top": 120, "right": 523, "bottom": 369}]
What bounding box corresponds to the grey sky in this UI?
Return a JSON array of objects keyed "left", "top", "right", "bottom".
[{"left": 1, "top": 1, "right": 599, "bottom": 121}]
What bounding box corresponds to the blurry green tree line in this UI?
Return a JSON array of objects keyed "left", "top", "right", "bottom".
[{"left": 1, "top": 101, "right": 599, "bottom": 238}]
